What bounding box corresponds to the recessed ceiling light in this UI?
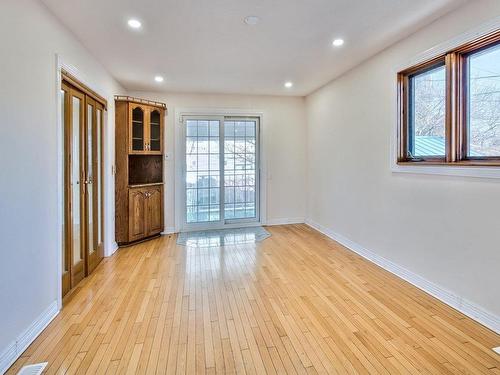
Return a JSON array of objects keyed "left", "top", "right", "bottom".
[
  {"left": 284, "top": 81, "right": 293, "bottom": 88},
  {"left": 127, "top": 19, "right": 142, "bottom": 29},
  {"left": 154, "top": 75, "right": 164, "bottom": 83},
  {"left": 332, "top": 38, "right": 344, "bottom": 47},
  {"left": 244, "top": 16, "right": 260, "bottom": 25}
]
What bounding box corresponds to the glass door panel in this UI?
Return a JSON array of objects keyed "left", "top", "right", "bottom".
[
  {"left": 61, "top": 84, "right": 71, "bottom": 297},
  {"left": 71, "top": 95, "right": 83, "bottom": 267},
  {"left": 224, "top": 120, "right": 257, "bottom": 220},
  {"left": 131, "top": 106, "right": 144, "bottom": 151},
  {"left": 185, "top": 119, "right": 221, "bottom": 224},
  {"left": 61, "top": 88, "right": 67, "bottom": 273},
  {"left": 87, "top": 101, "right": 94, "bottom": 255},
  {"left": 87, "top": 100, "right": 104, "bottom": 274},
  {"left": 150, "top": 109, "right": 161, "bottom": 152},
  {"left": 96, "top": 108, "right": 103, "bottom": 247},
  {"left": 183, "top": 117, "right": 258, "bottom": 229}
]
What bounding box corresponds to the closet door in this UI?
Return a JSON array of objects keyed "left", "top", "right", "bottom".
[
  {"left": 86, "top": 98, "right": 104, "bottom": 274},
  {"left": 61, "top": 82, "right": 71, "bottom": 297},
  {"left": 62, "top": 82, "right": 106, "bottom": 297},
  {"left": 68, "top": 88, "right": 86, "bottom": 287}
]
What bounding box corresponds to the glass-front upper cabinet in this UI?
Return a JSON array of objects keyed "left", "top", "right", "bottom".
[
  {"left": 149, "top": 109, "right": 162, "bottom": 153},
  {"left": 130, "top": 104, "right": 145, "bottom": 153},
  {"left": 129, "top": 103, "right": 163, "bottom": 154}
]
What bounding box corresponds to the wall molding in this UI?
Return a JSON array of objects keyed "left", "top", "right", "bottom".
[
  {"left": 305, "top": 219, "right": 500, "bottom": 334},
  {"left": 0, "top": 301, "right": 59, "bottom": 374},
  {"left": 396, "top": 16, "right": 500, "bottom": 72}
]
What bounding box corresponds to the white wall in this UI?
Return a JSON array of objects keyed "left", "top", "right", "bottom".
[
  {"left": 306, "top": 0, "right": 500, "bottom": 320},
  {"left": 127, "top": 91, "right": 308, "bottom": 230},
  {"left": 0, "top": 0, "right": 123, "bottom": 368}
]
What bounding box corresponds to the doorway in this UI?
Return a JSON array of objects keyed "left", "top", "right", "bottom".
[
  {"left": 181, "top": 116, "right": 260, "bottom": 231},
  {"left": 61, "top": 78, "right": 105, "bottom": 297}
]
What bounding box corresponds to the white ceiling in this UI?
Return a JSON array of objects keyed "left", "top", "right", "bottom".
[{"left": 41, "top": 0, "right": 467, "bottom": 96}]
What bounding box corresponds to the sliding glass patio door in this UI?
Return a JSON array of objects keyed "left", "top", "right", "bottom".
[{"left": 183, "top": 116, "right": 259, "bottom": 230}]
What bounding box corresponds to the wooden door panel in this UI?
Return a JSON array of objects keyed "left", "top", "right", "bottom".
[
  {"left": 147, "top": 186, "right": 163, "bottom": 236},
  {"left": 129, "top": 188, "right": 147, "bottom": 241}
]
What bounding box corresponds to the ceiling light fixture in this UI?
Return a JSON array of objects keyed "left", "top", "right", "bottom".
[
  {"left": 332, "top": 38, "right": 344, "bottom": 47},
  {"left": 284, "top": 81, "right": 293, "bottom": 88},
  {"left": 244, "top": 16, "right": 260, "bottom": 25},
  {"left": 154, "top": 75, "right": 164, "bottom": 83},
  {"left": 127, "top": 19, "right": 142, "bottom": 29}
]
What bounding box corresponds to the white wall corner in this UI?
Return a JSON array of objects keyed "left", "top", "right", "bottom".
[
  {"left": 265, "top": 217, "right": 305, "bottom": 226},
  {"left": 304, "top": 219, "right": 500, "bottom": 334},
  {"left": 162, "top": 227, "right": 177, "bottom": 235},
  {"left": 0, "top": 301, "right": 59, "bottom": 374},
  {"left": 105, "top": 241, "right": 119, "bottom": 257}
]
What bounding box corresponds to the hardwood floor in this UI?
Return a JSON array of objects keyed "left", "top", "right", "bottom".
[{"left": 7, "top": 224, "right": 500, "bottom": 374}]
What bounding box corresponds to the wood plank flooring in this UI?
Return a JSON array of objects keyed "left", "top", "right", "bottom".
[{"left": 7, "top": 224, "right": 500, "bottom": 374}]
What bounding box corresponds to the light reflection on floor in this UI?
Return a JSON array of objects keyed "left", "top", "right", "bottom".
[{"left": 176, "top": 226, "right": 271, "bottom": 247}]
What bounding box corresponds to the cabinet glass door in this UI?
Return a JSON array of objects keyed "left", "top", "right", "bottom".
[
  {"left": 149, "top": 109, "right": 162, "bottom": 152},
  {"left": 131, "top": 105, "right": 145, "bottom": 152}
]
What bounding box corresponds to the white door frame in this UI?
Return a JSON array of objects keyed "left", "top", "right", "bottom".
[{"left": 175, "top": 108, "right": 267, "bottom": 232}]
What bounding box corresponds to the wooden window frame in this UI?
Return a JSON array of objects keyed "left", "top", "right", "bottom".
[{"left": 397, "top": 29, "right": 500, "bottom": 167}]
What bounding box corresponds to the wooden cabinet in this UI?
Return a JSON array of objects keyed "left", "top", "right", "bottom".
[
  {"left": 128, "top": 187, "right": 147, "bottom": 242},
  {"left": 128, "top": 185, "right": 164, "bottom": 241},
  {"left": 115, "top": 96, "right": 167, "bottom": 246},
  {"left": 146, "top": 186, "right": 163, "bottom": 236},
  {"left": 129, "top": 103, "right": 163, "bottom": 155}
]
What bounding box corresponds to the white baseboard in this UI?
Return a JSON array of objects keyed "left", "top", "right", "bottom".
[
  {"left": 265, "top": 217, "right": 305, "bottom": 226},
  {"left": 162, "top": 227, "right": 176, "bottom": 235},
  {"left": 0, "top": 301, "right": 59, "bottom": 374},
  {"left": 305, "top": 219, "right": 500, "bottom": 334}
]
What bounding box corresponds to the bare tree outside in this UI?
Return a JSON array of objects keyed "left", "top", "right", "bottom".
[{"left": 468, "top": 43, "right": 500, "bottom": 156}]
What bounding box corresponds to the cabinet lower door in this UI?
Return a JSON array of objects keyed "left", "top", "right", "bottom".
[
  {"left": 129, "top": 188, "right": 147, "bottom": 242},
  {"left": 147, "top": 186, "right": 163, "bottom": 236}
]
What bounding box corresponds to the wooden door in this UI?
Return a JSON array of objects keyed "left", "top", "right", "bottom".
[
  {"left": 86, "top": 98, "right": 105, "bottom": 274},
  {"left": 129, "top": 188, "right": 147, "bottom": 241},
  {"left": 61, "top": 82, "right": 71, "bottom": 297},
  {"left": 146, "top": 186, "right": 163, "bottom": 236},
  {"left": 67, "top": 87, "right": 86, "bottom": 288},
  {"left": 129, "top": 104, "right": 146, "bottom": 154},
  {"left": 62, "top": 81, "right": 106, "bottom": 297}
]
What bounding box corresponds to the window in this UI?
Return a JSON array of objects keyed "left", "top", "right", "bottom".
[
  {"left": 467, "top": 43, "right": 500, "bottom": 157},
  {"left": 409, "top": 64, "right": 446, "bottom": 159},
  {"left": 397, "top": 30, "right": 500, "bottom": 165}
]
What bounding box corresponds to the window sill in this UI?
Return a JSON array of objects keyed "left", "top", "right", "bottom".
[{"left": 392, "top": 161, "right": 500, "bottom": 179}]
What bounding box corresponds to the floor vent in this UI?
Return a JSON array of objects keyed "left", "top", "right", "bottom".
[
  {"left": 17, "top": 362, "right": 48, "bottom": 375},
  {"left": 493, "top": 346, "right": 500, "bottom": 355}
]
